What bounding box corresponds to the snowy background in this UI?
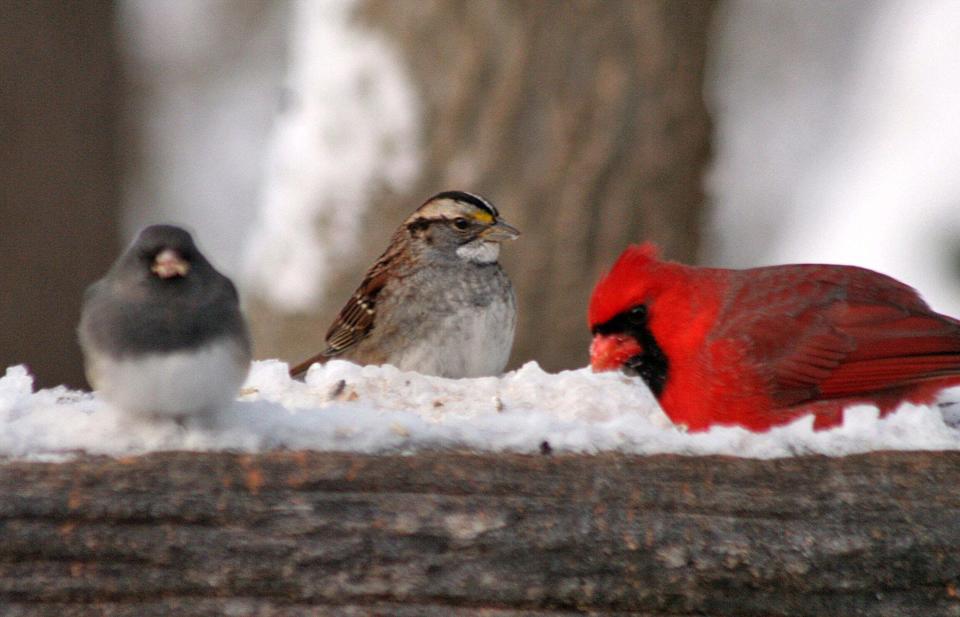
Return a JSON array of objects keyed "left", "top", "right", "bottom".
[
  {"left": 119, "top": 0, "right": 960, "bottom": 317},
  {"left": 707, "top": 0, "right": 960, "bottom": 316}
]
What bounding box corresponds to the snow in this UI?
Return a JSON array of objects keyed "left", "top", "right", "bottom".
[{"left": 2, "top": 361, "right": 959, "bottom": 462}]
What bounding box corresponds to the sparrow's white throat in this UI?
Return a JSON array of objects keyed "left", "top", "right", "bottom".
[{"left": 456, "top": 240, "right": 500, "bottom": 264}]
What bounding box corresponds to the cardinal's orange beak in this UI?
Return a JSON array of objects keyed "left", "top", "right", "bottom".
[
  {"left": 590, "top": 334, "right": 643, "bottom": 372},
  {"left": 151, "top": 249, "right": 190, "bottom": 279}
]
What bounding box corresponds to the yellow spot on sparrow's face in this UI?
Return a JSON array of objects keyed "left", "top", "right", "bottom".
[{"left": 471, "top": 210, "right": 495, "bottom": 224}]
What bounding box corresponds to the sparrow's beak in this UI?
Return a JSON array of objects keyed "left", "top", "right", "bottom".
[
  {"left": 590, "top": 334, "right": 643, "bottom": 372},
  {"left": 480, "top": 219, "right": 521, "bottom": 242},
  {"left": 151, "top": 249, "right": 190, "bottom": 279}
]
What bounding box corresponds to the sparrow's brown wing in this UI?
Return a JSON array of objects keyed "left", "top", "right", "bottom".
[
  {"left": 323, "top": 271, "right": 389, "bottom": 355},
  {"left": 289, "top": 235, "right": 405, "bottom": 378}
]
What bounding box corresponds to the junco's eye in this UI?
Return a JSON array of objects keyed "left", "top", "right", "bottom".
[{"left": 453, "top": 217, "right": 470, "bottom": 230}]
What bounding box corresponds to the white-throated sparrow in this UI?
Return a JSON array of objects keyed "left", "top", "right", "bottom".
[{"left": 290, "top": 191, "right": 519, "bottom": 378}]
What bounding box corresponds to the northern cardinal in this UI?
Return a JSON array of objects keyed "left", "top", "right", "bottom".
[{"left": 588, "top": 243, "right": 960, "bottom": 432}]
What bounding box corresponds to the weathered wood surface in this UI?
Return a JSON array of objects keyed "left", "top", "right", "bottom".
[{"left": 1, "top": 451, "right": 959, "bottom": 616}]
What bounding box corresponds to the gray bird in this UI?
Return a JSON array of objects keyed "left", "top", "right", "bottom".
[
  {"left": 78, "top": 225, "right": 251, "bottom": 419},
  {"left": 290, "top": 191, "right": 519, "bottom": 379}
]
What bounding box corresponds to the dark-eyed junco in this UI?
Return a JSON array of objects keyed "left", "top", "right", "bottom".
[{"left": 78, "top": 225, "right": 251, "bottom": 419}]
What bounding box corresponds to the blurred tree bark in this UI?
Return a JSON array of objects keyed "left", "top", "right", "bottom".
[
  {"left": 0, "top": 1, "right": 120, "bottom": 388},
  {"left": 261, "top": 0, "right": 714, "bottom": 372}
]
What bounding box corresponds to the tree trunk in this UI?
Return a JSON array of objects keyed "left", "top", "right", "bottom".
[
  {"left": 0, "top": 1, "right": 121, "bottom": 389},
  {"left": 2, "top": 451, "right": 959, "bottom": 616},
  {"left": 258, "top": 0, "right": 715, "bottom": 373}
]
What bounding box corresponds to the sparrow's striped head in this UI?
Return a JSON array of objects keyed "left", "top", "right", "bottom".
[
  {"left": 405, "top": 191, "right": 519, "bottom": 253},
  {"left": 413, "top": 191, "right": 499, "bottom": 225}
]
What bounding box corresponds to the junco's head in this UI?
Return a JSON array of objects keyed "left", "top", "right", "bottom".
[{"left": 112, "top": 225, "right": 216, "bottom": 288}]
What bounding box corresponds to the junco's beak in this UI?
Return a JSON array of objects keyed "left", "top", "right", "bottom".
[
  {"left": 151, "top": 249, "right": 190, "bottom": 279},
  {"left": 480, "top": 219, "right": 521, "bottom": 242}
]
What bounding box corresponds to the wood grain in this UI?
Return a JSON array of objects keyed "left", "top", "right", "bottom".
[{"left": 2, "top": 451, "right": 959, "bottom": 615}]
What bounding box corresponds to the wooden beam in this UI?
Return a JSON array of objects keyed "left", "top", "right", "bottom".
[{"left": 1, "top": 451, "right": 959, "bottom": 615}]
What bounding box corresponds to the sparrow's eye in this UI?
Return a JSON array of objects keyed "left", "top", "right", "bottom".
[{"left": 453, "top": 217, "right": 470, "bottom": 230}]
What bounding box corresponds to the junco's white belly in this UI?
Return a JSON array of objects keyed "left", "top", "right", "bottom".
[{"left": 87, "top": 337, "right": 249, "bottom": 418}]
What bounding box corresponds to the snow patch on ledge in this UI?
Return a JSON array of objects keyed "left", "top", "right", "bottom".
[{"left": 1, "top": 361, "right": 959, "bottom": 461}]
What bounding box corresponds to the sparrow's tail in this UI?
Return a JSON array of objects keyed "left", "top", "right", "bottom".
[{"left": 289, "top": 352, "right": 331, "bottom": 379}]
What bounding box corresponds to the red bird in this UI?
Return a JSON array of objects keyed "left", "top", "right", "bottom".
[{"left": 589, "top": 243, "right": 960, "bottom": 432}]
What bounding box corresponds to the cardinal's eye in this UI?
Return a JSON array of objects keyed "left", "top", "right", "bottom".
[
  {"left": 628, "top": 305, "right": 647, "bottom": 323},
  {"left": 453, "top": 217, "right": 470, "bottom": 230}
]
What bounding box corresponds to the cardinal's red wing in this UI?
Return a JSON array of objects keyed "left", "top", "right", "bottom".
[
  {"left": 815, "top": 308, "right": 960, "bottom": 397},
  {"left": 710, "top": 266, "right": 960, "bottom": 407}
]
